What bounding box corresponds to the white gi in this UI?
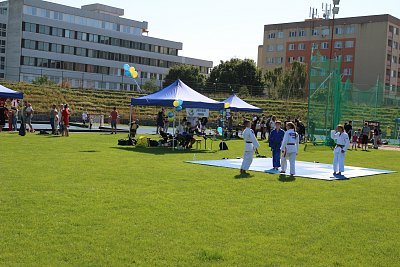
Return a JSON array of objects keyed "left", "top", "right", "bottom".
[
  {"left": 331, "top": 130, "right": 350, "bottom": 173},
  {"left": 280, "top": 129, "right": 299, "bottom": 175},
  {"left": 241, "top": 127, "right": 260, "bottom": 171}
]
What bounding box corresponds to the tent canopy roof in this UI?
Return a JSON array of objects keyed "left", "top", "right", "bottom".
[
  {"left": 223, "top": 94, "right": 262, "bottom": 113},
  {"left": 0, "top": 85, "right": 23, "bottom": 99},
  {"left": 131, "top": 79, "right": 224, "bottom": 110}
]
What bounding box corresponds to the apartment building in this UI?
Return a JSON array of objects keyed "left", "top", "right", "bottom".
[
  {"left": 258, "top": 14, "right": 400, "bottom": 97},
  {"left": 0, "top": 0, "right": 213, "bottom": 90}
]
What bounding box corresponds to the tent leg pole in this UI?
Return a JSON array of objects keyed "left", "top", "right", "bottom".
[
  {"left": 172, "top": 114, "right": 175, "bottom": 151},
  {"left": 129, "top": 105, "right": 132, "bottom": 139}
]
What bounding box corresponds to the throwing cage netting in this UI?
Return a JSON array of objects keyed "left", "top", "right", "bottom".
[{"left": 307, "top": 51, "right": 400, "bottom": 145}]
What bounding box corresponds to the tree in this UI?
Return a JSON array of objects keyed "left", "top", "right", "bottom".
[
  {"left": 207, "top": 58, "right": 264, "bottom": 95},
  {"left": 164, "top": 64, "right": 206, "bottom": 89},
  {"left": 264, "top": 62, "right": 307, "bottom": 99},
  {"left": 142, "top": 78, "right": 160, "bottom": 93},
  {"left": 32, "top": 75, "right": 56, "bottom": 86}
]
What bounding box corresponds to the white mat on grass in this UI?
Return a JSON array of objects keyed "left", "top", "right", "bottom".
[{"left": 186, "top": 158, "right": 395, "bottom": 181}]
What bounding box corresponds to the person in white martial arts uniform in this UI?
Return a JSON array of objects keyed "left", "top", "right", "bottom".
[
  {"left": 331, "top": 124, "right": 350, "bottom": 175},
  {"left": 240, "top": 120, "right": 260, "bottom": 175},
  {"left": 280, "top": 122, "right": 299, "bottom": 176}
]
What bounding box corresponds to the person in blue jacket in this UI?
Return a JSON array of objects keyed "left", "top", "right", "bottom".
[{"left": 269, "top": 121, "right": 285, "bottom": 170}]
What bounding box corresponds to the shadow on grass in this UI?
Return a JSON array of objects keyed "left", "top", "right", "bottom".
[
  {"left": 234, "top": 173, "right": 254, "bottom": 179},
  {"left": 79, "top": 150, "right": 100, "bottom": 153},
  {"left": 278, "top": 174, "right": 296, "bottom": 182},
  {"left": 111, "top": 146, "right": 217, "bottom": 155}
]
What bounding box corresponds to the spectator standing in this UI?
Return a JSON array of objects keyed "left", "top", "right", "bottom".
[
  {"left": 23, "top": 102, "right": 35, "bottom": 133},
  {"left": 50, "top": 105, "right": 58, "bottom": 134},
  {"left": 58, "top": 104, "right": 64, "bottom": 134},
  {"left": 11, "top": 106, "right": 18, "bottom": 131},
  {"left": 361, "top": 122, "right": 370, "bottom": 151},
  {"left": 7, "top": 107, "right": 13, "bottom": 131},
  {"left": 269, "top": 115, "right": 277, "bottom": 132},
  {"left": 0, "top": 101, "right": 7, "bottom": 132},
  {"left": 61, "top": 104, "right": 70, "bottom": 137},
  {"left": 82, "top": 111, "right": 88, "bottom": 126},
  {"left": 110, "top": 107, "right": 119, "bottom": 134},
  {"left": 373, "top": 126, "right": 379, "bottom": 149},
  {"left": 344, "top": 121, "right": 353, "bottom": 137},
  {"left": 156, "top": 108, "right": 165, "bottom": 134}
]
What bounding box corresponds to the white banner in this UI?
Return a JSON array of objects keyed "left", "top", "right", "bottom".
[{"left": 186, "top": 108, "right": 209, "bottom": 118}]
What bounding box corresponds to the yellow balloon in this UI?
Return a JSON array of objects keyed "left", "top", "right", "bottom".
[
  {"left": 224, "top": 102, "right": 230, "bottom": 109},
  {"left": 132, "top": 71, "right": 138, "bottom": 79},
  {"left": 129, "top": 66, "right": 136, "bottom": 72},
  {"left": 173, "top": 100, "right": 179, "bottom": 107},
  {"left": 168, "top": 117, "right": 174, "bottom": 122}
]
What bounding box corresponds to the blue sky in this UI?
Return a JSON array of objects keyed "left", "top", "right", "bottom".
[{"left": 49, "top": 0, "right": 400, "bottom": 66}]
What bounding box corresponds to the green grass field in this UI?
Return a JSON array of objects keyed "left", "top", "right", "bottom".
[{"left": 0, "top": 132, "right": 399, "bottom": 266}]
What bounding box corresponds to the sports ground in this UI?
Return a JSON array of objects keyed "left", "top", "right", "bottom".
[{"left": 0, "top": 132, "right": 399, "bottom": 266}]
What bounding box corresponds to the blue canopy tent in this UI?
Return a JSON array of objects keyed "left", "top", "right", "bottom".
[
  {"left": 131, "top": 79, "right": 224, "bottom": 110},
  {"left": 130, "top": 80, "right": 224, "bottom": 148},
  {"left": 0, "top": 84, "right": 23, "bottom": 99},
  {"left": 223, "top": 94, "right": 262, "bottom": 113}
]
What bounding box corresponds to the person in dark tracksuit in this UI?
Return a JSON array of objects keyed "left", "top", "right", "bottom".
[{"left": 269, "top": 121, "right": 285, "bottom": 170}]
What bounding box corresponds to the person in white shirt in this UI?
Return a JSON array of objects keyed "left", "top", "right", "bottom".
[
  {"left": 280, "top": 122, "right": 299, "bottom": 176},
  {"left": 331, "top": 124, "right": 350, "bottom": 176},
  {"left": 240, "top": 120, "right": 260, "bottom": 175}
]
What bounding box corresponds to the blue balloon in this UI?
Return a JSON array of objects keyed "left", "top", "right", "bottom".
[
  {"left": 175, "top": 106, "right": 182, "bottom": 112},
  {"left": 123, "top": 64, "right": 130, "bottom": 71},
  {"left": 125, "top": 70, "right": 132, "bottom": 77},
  {"left": 167, "top": 111, "right": 174, "bottom": 118},
  {"left": 178, "top": 99, "right": 183, "bottom": 106},
  {"left": 217, "top": 127, "right": 223, "bottom": 134}
]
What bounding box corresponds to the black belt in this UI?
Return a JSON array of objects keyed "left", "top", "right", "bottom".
[
  {"left": 336, "top": 144, "right": 344, "bottom": 148},
  {"left": 287, "top": 143, "right": 295, "bottom": 145},
  {"left": 246, "top": 141, "right": 252, "bottom": 143}
]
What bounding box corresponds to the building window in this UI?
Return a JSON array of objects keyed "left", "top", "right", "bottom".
[
  {"left": 311, "top": 69, "right": 318, "bottom": 77},
  {"left": 335, "top": 55, "right": 342, "bottom": 62},
  {"left": 312, "top": 29, "right": 319, "bottom": 36},
  {"left": 392, "top": 55, "right": 397, "bottom": 64},
  {"left": 298, "top": 56, "right": 305, "bottom": 62},
  {"left": 288, "top": 57, "right": 296, "bottom": 63},
  {"left": 38, "top": 25, "right": 50, "bottom": 35},
  {"left": 299, "top": 30, "right": 306, "bottom": 37},
  {"left": 267, "top": 32, "right": 275, "bottom": 39},
  {"left": 320, "top": 55, "right": 328, "bottom": 62},
  {"left": 276, "top": 57, "right": 283, "bottom": 64},
  {"left": 345, "top": 26, "right": 355, "bottom": 34},
  {"left": 345, "top": 41, "right": 354, "bottom": 48},
  {"left": 321, "top": 42, "right": 329, "bottom": 49},
  {"left": 391, "top": 70, "right": 397, "bottom": 78},
  {"left": 0, "top": 40, "right": 5, "bottom": 53},
  {"left": 298, "top": 43, "right": 306, "bottom": 50},
  {"left": 288, "top": 44, "right": 296, "bottom": 50},
  {"left": 395, "top": 27, "right": 399, "bottom": 35},
  {"left": 276, "top": 44, "right": 284, "bottom": 51},
  {"left": 289, "top": 31, "right": 297, "bottom": 37},
  {"left": 334, "top": 41, "right": 343, "bottom": 48},
  {"left": 277, "top": 32, "right": 284, "bottom": 38},
  {"left": 321, "top": 28, "right": 329, "bottom": 36},
  {"left": 335, "top": 27, "right": 343, "bottom": 35},
  {"left": 344, "top": 55, "right": 353, "bottom": 62},
  {"left": 393, "top": 41, "right": 398, "bottom": 49},
  {"left": 267, "top": 45, "right": 274, "bottom": 52},
  {"left": 343, "top": 68, "right": 352, "bottom": 76},
  {"left": 312, "top": 43, "right": 318, "bottom": 50},
  {"left": 266, "top": 58, "right": 274, "bottom": 65}
]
